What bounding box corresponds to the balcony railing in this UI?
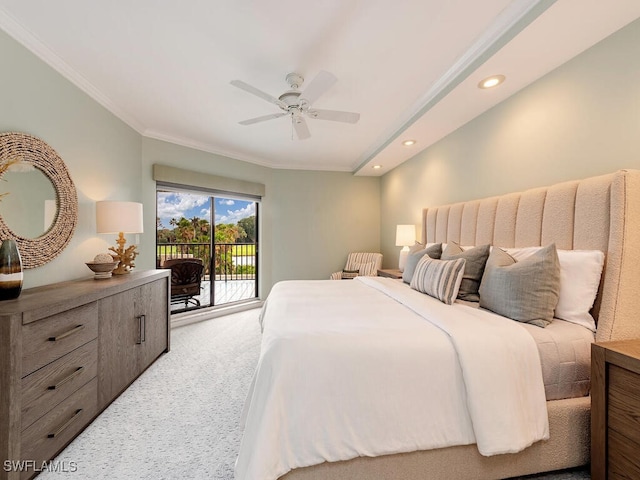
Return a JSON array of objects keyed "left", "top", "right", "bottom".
[{"left": 156, "top": 242, "right": 257, "bottom": 282}]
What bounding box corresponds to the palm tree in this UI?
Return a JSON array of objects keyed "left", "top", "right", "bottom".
[
  {"left": 199, "top": 218, "right": 210, "bottom": 238},
  {"left": 176, "top": 218, "right": 194, "bottom": 243},
  {"left": 168, "top": 217, "right": 178, "bottom": 243},
  {"left": 190, "top": 216, "right": 200, "bottom": 241}
]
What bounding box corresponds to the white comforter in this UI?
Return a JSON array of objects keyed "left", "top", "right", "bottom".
[{"left": 235, "top": 277, "right": 549, "bottom": 480}]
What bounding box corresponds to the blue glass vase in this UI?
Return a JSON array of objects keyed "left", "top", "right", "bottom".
[{"left": 0, "top": 239, "right": 23, "bottom": 300}]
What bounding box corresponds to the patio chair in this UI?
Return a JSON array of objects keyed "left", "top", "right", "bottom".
[
  {"left": 163, "top": 258, "right": 204, "bottom": 308},
  {"left": 330, "top": 252, "right": 382, "bottom": 280}
]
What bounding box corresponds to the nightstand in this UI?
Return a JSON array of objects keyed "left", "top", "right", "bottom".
[
  {"left": 377, "top": 269, "right": 403, "bottom": 279},
  {"left": 591, "top": 339, "right": 640, "bottom": 480}
]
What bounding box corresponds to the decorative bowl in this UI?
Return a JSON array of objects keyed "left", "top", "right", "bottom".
[{"left": 85, "top": 261, "right": 118, "bottom": 279}]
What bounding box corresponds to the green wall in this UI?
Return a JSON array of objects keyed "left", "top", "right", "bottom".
[
  {"left": 141, "top": 138, "right": 380, "bottom": 296},
  {"left": 0, "top": 29, "right": 142, "bottom": 289},
  {"left": 269, "top": 169, "right": 380, "bottom": 285},
  {"left": 380, "top": 17, "right": 640, "bottom": 268}
]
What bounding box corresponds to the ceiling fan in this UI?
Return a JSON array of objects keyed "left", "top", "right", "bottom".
[{"left": 231, "top": 71, "right": 360, "bottom": 140}]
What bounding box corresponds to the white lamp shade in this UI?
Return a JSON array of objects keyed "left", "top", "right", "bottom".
[
  {"left": 96, "top": 201, "right": 144, "bottom": 234},
  {"left": 395, "top": 224, "right": 416, "bottom": 247}
]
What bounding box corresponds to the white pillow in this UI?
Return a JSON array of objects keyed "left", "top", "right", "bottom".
[
  {"left": 504, "top": 247, "right": 604, "bottom": 331},
  {"left": 441, "top": 243, "right": 474, "bottom": 251},
  {"left": 504, "top": 246, "right": 541, "bottom": 260}
]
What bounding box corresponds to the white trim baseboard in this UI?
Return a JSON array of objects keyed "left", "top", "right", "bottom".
[{"left": 171, "top": 300, "right": 264, "bottom": 329}]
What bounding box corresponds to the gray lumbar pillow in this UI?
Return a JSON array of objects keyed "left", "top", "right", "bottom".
[
  {"left": 402, "top": 243, "right": 442, "bottom": 284},
  {"left": 479, "top": 243, "right": 560, "bottom": 328},
  {"left": 440, "top": 243, "right": 490, "bottom": 302}
]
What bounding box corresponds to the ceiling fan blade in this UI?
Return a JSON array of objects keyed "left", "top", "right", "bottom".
[
  {"left": 300, "top": 70, "right": 337, "bottom": 106},
  {"left": 239, "top": 112, "right": 288, "bottom": 125},
  {"left": 293, "top": 116, "right": 311, "bottom": 140},
  {"left": 230, "top": 79, "right": 287, "bottom": 109},
  {"left": 308, "top": 109, "right": 360, "bottom": 124}
]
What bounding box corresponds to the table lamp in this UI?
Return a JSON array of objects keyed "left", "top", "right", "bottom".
[
  {"left": 395, "top": 224, "right": 415, "bottom": 272},
  {"left": 96, "top": 201, "right": 143, "bottom": 275}
]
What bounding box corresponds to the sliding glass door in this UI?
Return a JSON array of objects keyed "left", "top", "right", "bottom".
[{"left": 156, "top": 188, "right": 258, "bottom": 313}]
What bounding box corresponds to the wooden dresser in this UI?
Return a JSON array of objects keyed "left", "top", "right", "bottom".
[
  {"left": 0, "top": 270, "right": 170, "bottom": 480},
  {"left": 591, "top": 340, "right": 640, "bottom": 480}
]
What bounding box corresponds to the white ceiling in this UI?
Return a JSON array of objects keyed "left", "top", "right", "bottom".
[{"left": 1, "top": 1, "right": 639, "bottom": 176}]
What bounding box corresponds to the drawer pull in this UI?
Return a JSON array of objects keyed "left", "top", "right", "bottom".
[
  {"left": 48, "top": 324, "right": 84, "bottom": 342},
  {"left": 136, "top": 314, "right": 146, "bottom": 345},
  {"left": 48, "top": 367, "right": 84, "bottom": 390},
  {"left": 47, "top": 409, "right": 83, "bottom": 438}
]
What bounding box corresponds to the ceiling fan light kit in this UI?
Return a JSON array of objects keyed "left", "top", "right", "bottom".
[{"left": 231, "top": 71, "right": 360, "bottom": 140}]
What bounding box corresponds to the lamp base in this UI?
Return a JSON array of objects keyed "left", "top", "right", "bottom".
[
  {"left": 398, "top": 246, "right": 410, "bottom": 272},
  {"left": 109, "top": 232, "right": 139, "bottom": 275}
]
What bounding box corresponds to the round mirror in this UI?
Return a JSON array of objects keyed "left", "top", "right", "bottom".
[
  {"left": 0, "top": 132, "right": 77, "bottom": 269},
  {"left": 0, "top": 167, "right": 57, "bottom": 238}
]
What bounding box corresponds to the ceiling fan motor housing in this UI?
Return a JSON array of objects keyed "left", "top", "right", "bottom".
[
  {"left": 279, "top": 72, "right": 305, "bottom": 108},
  {"left": 278, "top": 90, "right": 302, "bottom": 108}
]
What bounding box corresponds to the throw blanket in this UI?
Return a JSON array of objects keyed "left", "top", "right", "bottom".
[{"left": 236, "top": 278, "right": 549, "bottom": 480}]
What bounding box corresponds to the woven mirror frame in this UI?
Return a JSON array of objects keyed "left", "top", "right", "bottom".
[{"left": 0, "top": 132, "right": 78, "bottom": 268}]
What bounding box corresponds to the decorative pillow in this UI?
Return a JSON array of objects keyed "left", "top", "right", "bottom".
[
  {"left": 341, "top": 269, "right": 359, "bottom": 280},
  {"left": 479, "top": 244, "right": 560, "bottom": 328},
  {"left": 410, "top": 256, "right": 466, "bottom": 305},
  {"left": 441, "top": 242, "right": 490, "bottom": 302},
  {"left": 505, "top": 247, "right": 604, "bottom": 331},
  {"left": 408, "top": 241, "right": 424, "bottom": 254},
  {"left": 402, "top": 243, "right": 442, "bottom": 284},
  {"left": 554, "top": 250, "right": 604, "bottom": 331},
  {"left": 504, "top": 246, "right": 542, "bottom": 261}
]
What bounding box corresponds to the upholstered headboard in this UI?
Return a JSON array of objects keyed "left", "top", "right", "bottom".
[{"left": 421, "top": 169, "right": 640, "bottom": 342}]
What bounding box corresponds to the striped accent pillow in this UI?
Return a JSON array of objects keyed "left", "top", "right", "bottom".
[{"left": 410, "top": 257, "right": 466, "bottom": 305}]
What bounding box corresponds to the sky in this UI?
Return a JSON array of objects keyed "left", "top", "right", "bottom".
[{"left": 156, "top": 191, "right": 255, "bottom": 229}]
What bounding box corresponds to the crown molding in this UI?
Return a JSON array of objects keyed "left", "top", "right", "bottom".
[
  {"left": 1, "top": 2, "right": 556, "bottom": 176},
  {"left": 0, "top": 6, "right": 352, "bottom": 174},
  {"left": 0, "top": 7, "right": 146, "bottom": 133},
  {"left": 143, "top": 129, "right": 275, "bottom": 168},
  {"left": 142, "top": 130, "right": 352, "bottom": 173}
]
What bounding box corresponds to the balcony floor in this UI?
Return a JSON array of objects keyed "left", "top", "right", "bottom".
[{"left": 170, "top": 279, "right": 256, "bottom": 313}]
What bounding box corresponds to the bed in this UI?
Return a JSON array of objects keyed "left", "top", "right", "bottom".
[{"left": 236, "top": 169, "right": 640, "bottom": 480}]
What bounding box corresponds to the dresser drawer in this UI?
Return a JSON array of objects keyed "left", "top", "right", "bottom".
[
  {"left": 21, "top": 340, "right": 98, "bottom": 431},
  {"left": 20, "top": 378, "right": 97, "bottom": 473},
  {"left": 22, "top": 302, "right": 98, "bottom": 376},
  {"left": 608, "top": 364, "right": 640, "bottom": 446}
]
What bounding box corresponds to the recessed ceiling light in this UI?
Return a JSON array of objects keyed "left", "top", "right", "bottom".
[
  {"left": 478, "top": 75, "right": 505, "bottom": 89},
  {"left": 372, "top": 165, "right": 382, "bottom": 170},
  {"left": 402, "top": 140, "right": 416, "bottom": 147}
]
